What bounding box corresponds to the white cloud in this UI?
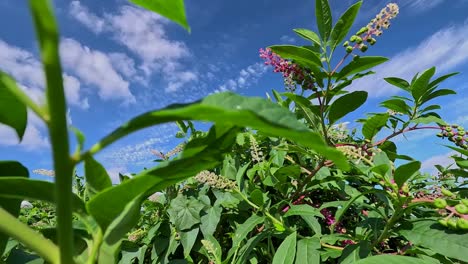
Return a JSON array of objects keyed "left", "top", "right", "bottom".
[
  {"left": 213, "top": 63, "right": 268, "bottom": 93},
  {"left": 69, "top": 1, "right": 195, "bottom": 92},
  {"left": 401, "top": 0, "right": 444, "bottom": 12},
  {"left": 0, "top": 111, "right": 49, "bottom": 151},
  {"left": 106, "top": 166, "right": 128, "bottom": 184},
  {"left": 280, "top": 35, "right": 296, "bottom": 43},
  {"left": 421, "top": 151, "right": 457, "bottom": 173},
  {"left": 60, "top": 38, "right": 135, "bottom": 104},
  {"left": 350, "top": 22, "right": 468, "bottom": 97},
  {"left": 0, "top": 39, "right": 89, "bottom": 109}
]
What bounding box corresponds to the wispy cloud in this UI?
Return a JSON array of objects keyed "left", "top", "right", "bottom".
[
  {"left": 69, "top": 1, "right": 195, "bottom": 93},
  {"left": 421, "top": 151, "right": 457, "bottom": 173},
  {"left": 350, "top": 21, "right": 468, "bottom": 97},
  {"left": 399, "top": 0, "right": 444, "bottom": 13},
  {"left": 0, "top": 111, "right": 48, "bottom": 151},
  {"left": 214, "top": 63, "right": 268, "bottom": 93},
  {"left": 60, "top": 38, "right": 136, "bottom": 104},
  {"left": 280, "top": 35, "right": 296, "bottom": 43}
]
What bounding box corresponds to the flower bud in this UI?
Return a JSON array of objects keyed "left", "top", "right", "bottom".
[
  {"left": 350, "top": 35, "right": 358, "bottom": 42},
  {"left": 433, "top": 198, "right": 447, "bottom": 209},
  {"left": 455, "top": 204, "right": 468, "bottom": 214}
]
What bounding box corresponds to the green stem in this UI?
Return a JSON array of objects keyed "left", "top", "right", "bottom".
[
  {"left": 370, "top": 209, "right": 403, "bottom": 249},
  {"left": 29, "top": 1, "right": 75, "bottom": 262},
  {"left": 86, "top": 229, "right": 103, "bottom": 264},
  {"left": 0, "top": 208, "right": 60, "bottom": 264}
]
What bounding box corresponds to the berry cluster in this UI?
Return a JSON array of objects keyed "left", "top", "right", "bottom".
[
  {"left": 194, "top": 170, "right": 237, "bottom": 190},
  {"left": 335, "top": 143, "right": 381, "bottom": 165},
  {"left": 432, "top": 189, "right": 468, "bottom": 231},
  {"left": 343, "top": 3, "right": 399, "bottom": 53},
  {"left": 437, "top": 124, "right": 468, "bottom": 149}
]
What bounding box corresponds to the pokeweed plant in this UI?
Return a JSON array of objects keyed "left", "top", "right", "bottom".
[{"left": 0, "top": 0, "right": 467, "bottom": 264}]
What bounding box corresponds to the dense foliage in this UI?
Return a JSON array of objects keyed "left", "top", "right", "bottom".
[{"left": 0, "top": 0, "right": 467, "bottom": 263}]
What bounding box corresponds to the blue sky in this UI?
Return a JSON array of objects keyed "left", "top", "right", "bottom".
[{"left": 1, "top": 0, "right": 467, "bottom": 182}]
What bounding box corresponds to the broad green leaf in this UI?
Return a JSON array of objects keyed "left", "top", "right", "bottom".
[
  {"left": 445, "top": 145, "right": 468, "bottom": 156},
  {"left": 411, "top": 67, "right": 436, "bottom": 103},
  {"left": 0, "top": 161, "right": 28, "bottom": 256},
  {"left": 335, "top": 57, "right": 388, "bottom": 80},
  {"left": 428, "top": 72, "right": 458, "bottom": 88},
  {"left": 200, "top": 205, "right": 222, "bottom": 237},
  {"left": 330, "top": 1, "right": 362, "bottom": 50},
  {"left": 301, "top": 216, "right": 322, "bottom": 236},
  {"left": 0, "top": 72, "right": 27, "bottom": 140},
  {"left": 167, "top": 195, "right": 204, "bottom": 230},
  {"left": 272, "top": 232, "right": 297, "bottom": 264},
  {"left": 0, "top": 177, "right": 85, "bottom": 213},
  {"left": 398, "top": 219, "right": 468, "bottom": 262},
  {"left": 235, "top": 232, "right": 269, "bottom": 264},
  {"left": 284, "top": 204, "right": 323, "bottom": 218},
  {"left": 86, "top": 92, "right": 348, "bottom": 170},
  {"left": 250, "top": 189, "right": 264, "bottom": 207},
  {"left": 315, "top": 0, "right": 332, "bottom": 41},
  {"left": 268, "top": 45, "right": 322, "bottom": 67},
  {"left": 293, "top": 28, "right": 321, "bottom": 46},
  {"left": 393, "top": 161, "right": 421, "bottom": 188},
  {"left": 130, "top": 0, "right": 190, "bottom": 32},
  {"left": 420, "top": 89, "right": 456, "bottom": 104},
  {"left": 282, "top": 93, "right": 321, "bottom": 131},
  {"left": 180, "top": 227, "right": 199, "bottom": 257},
  {"left": 380, "top": 99, "right": 410, "bottom": 115},
  {"left": 339, "top": 242, "right": 370, "bottom": 264},
  {"left": 328, "top": 91, "right": 367, "bottom": 124},
  {"left": 227, "top": 214, "right": 265, "bottom": 260},
  {"left": 99, "top": 195, "right": 144, "bottom": 263},
  {"left": 295, "top": 238, "right": 320, "bottom": 264},
  {"left": 420, "top": 104, "right": 441, "bottom": 113},
  {"left": 384, "top": 77, "right": 410, "bottom": 91},
  {"left": 84, "top": 156, "right": 112, "bottom": 195},
  {"left": 411, "top": 115, "right": 445, "bottom": 125},
  {"left": 362, "top": 113, "right": 389, "bottom": 140},
  {"left": 354, "top": 255, "right": 430, "bottom": 264}
]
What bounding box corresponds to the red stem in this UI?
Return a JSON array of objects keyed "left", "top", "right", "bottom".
[{"left": 373, "top": 126, "right": 441, "bottom": 147}]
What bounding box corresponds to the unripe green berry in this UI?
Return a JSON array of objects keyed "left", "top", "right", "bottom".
[
  {"left": 457, "top": 218, "right": 468, "bottom": 230},
  {"left": 441, "top": 188, "right": 455, "bottom": 197},
  {"left": 356, "top": 36, "right": 363, "bottom": 44},
  {"left": 343, "top": 41, "right": 349, "bottom": 47},
  {"left": 448, "top": 132, "right": 455, "bottom": 137},
  {"left": 357, "top": 27, "right": 368, "bottom": 35},
  {"left": 402, "top": 185, "right": 409, "bottom": 193},
  {"left": 346, "top": 46, "right": 353, "bottom": 53},
  {"left": 457, "top": 126, "right": 464, "bottom": 131},
  {"left": 448, "top": 219, "right": 458, "bottom": 229},
  {"left": 436, "top": 133, "right": 443, "bottom": 137},
  {"left": 359, "top": 45, "right": 368, "bottom": 52},
  {"left": 455, "top": 204, "right": 468, "bottom": 214},
  {"left": 433, "top": 198, "right": 447, "bottom": 209},
  {"left": 438, "top": 219, "right": 448, "bottom": 227},
  {"left": 350, "top": 35, "right": 358, "bottom": 42},
  {"left": 459, "top": 131, "right": 466, "bottom": 136},
  {"left": 462, "top": 199, "right": 468, "bottom": 206},
  {"left": 445, "top": 127, "right": 452, "bottom": 132},
  {"left": 456, "top": 136, "right": 464, "bottom": 141}
]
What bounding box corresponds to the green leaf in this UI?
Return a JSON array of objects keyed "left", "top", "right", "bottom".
[
  {"left": 284, "top": 204, "right": 323, "bottom": 218},
  {"left": 0, "top": 72, "right": 27, "bottom": 141},
  {"left": 180, "top": 227, "right": 199, "bottom": 257},
  {"left": 0, "top": 177, "right": 85, "bottom": 213},
  {"left": 328, "top": 91, "right": 367, "bottom": 124},
  {"left": 394, "top": 161, "right": 421, "bottom": 188},
  {"left": 272, "top": 232, "right": 297, "bottom": 264},
  {"left": 293, "top": 28, "right": 321, "bottom": 46},
  {"left": 200, "top": 206, "right": 222, "bottom": 237},
  {"left": 355, "top": 255, "right": 430, "bottom": 264},
  {"left": 227, "top": 214, "right": 265, "bottom": 260},
  {"left": 235, "top": 232, "right": 269, "bottom": 264},
  {"left": 84, "top": 156, "right": 112, "bottom": 195},
  {"left": 335, "top": 57, "right": 388, "bottom": 80},
  {"left": 380, "top": 99, "right": 410, "bottom": 115},
  {"left": 130, "top": 0, "right": 190, "bottom": 32},
  {"left": 315, "top": 0, "right": 332, "bottom": 41},
  {"left": 428, "top": 72, "right": 458, "bottom": 88},
  {"left": 411, "top": 115, "right": 445, "bottom": 125},
  {"left": 268, "top": 45, "right": 322, "bottom": 68},
  {"left": 398, "top": 219, "right": 468, "bottom": 262},
  {"left": 339, "top": 242, "right": 370, "bottom": 264},
  {"left": 0, "top": 161, "right": 29, "bottom": 256},
  {"left": 330, "top": 1, "right": 362, "bottom": 50},
  {"left": 87, "top": 92, "right": 348, "bottom": 170},
  {"left": 282, "top": 93, "right": 321, "bottom": 131},
  {"left": 420, "top": 89, "right": 456, "bottom": 104},
  {"left": 362, "top": 113, "right": 389, "bottom": 140},
  {"left": 168, "top": 195, "right": 205, "bottom": 230},
  {"left": 411, "top": 67, "right": 436, "bottom": 103},
  {"left": 250, "top": 189, "right": 264, "bottom": 207},
  {"left": 445, "top": 145, "right": 468, "bottom": 156},
  {"left": 301, "top": 216, "right": 322, "bottom": 236},
  {"left": 384, "top": 77, "right": 410, "bottom": 91},
  {"left": 99, "top": 194, "right": 144, "bottom": 263},
  {"left": 295, "top": 238, "right": 320, "bottom": 264}
]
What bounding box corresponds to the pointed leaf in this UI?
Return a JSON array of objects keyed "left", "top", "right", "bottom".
[
  {"left": 0, "top": 72, "right": 28, "bottom": 141},
  {"left": 84, "top": 156, "right": 112, "bottom": 195},
  {"left": 272, "top": 232, "right": 297, "bottom": 264},
  {"left": 335, "top": 56, "right": 388, "bottom": 80},
  {"left": 284, "top": 204, "right": 324, "bottom": 218},
  {"left": 268, "top": 45, "right": 322, "bottom": 67},
  {"left": 293, "top": 28, "right": 321, "bottom": 46},
  {"left": 380, "top": 99, "right": 410, "bottom": 115},
  {"left": 328, "top": 91, "right": 367, "bottom": 124},
  {"left": 421, "top": 89, "right": 456, "bottom": 104},
  {"left": 330, "top": 1, "right": 362, "bottom": 50},
  {"left": 130, "top": 0, "right": 190, "bottom": 32},
  {"left": 295, "top": 237, "right": 320, "bottom": 264},
  {"left": 362, "top": 114, "right": 389, "bottom": 140},
  {"left": 355, "top": 255, "right": 430, "bottom": 264},
  {"left": 227, "top": 214, "right": 265, "bottom": 259},
  {"left": 180, "top": 227, "right": 199, "bottom": 257},
  {"left": 384, "top": 77, "right": 410, "bottom": 91},
  {"left": 315, "top": 0, "right": 332, "bottom": 41},
  {"left": 411, "top": 67, "right": 436, "bottom": 102},
  {"left": 200, "top": 206, "right": 222, "bottom": 237},
  {"left": 428, "top": 72, "right": 458, "bottom": 88},
  {"left": 167, "top": 195, "right": 204, "bottom": 230}
]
